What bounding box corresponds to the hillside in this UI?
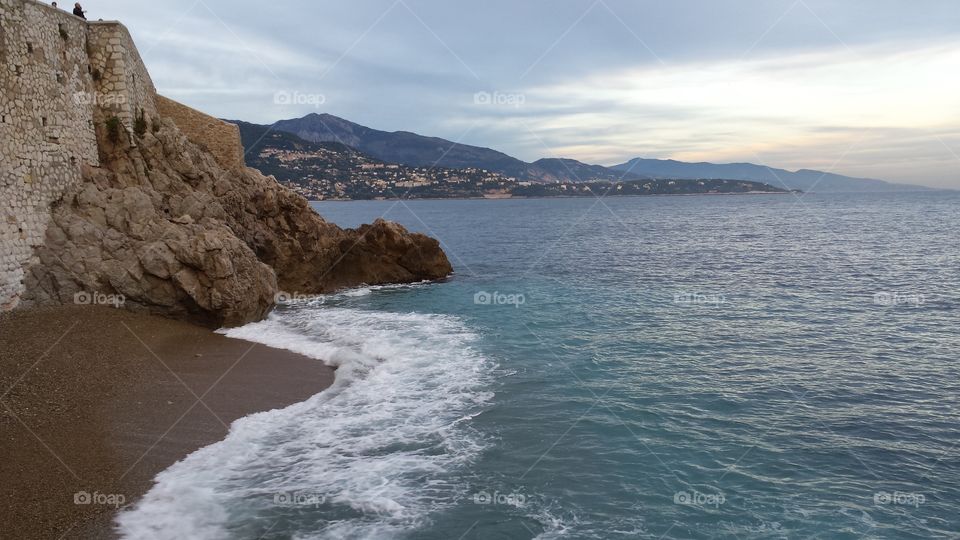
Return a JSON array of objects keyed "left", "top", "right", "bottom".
[
  {"left": 612, "top": 158, "right": 925, "bottom": 193},
  {"left": 233, "top": 121, "right": 520, "bottom": 200},
  {"left": 268, "top": 114, "right": 919, "bottom": 192},
  {"left": 233, "top": 122, "right": 791, "bottom": 200},
  {"left": 272, "top": 113, "right": 530, "bottom": 178},
  {"left": 526, "top": 158, "right": 646, "bottom": 183}
]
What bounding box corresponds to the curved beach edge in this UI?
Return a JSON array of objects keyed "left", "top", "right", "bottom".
[{"left": 0, "top": 305, "right": 336, "bottom": 539}]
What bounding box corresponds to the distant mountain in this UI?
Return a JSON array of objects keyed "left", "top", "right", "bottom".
[
  {"left": 233, "top": 120, "right": 538, "bottom": 200},
  {"left": 232, "top": 120, "right": 357, "bottom": 156},
  {"left": 272, "top": 113, "right": 529, "bottom": 178},
  {"left": 612, "top": 158, "right": 924, "bottom": 193},
  {"left": 230, "top": 121, "right": 790, "bottom": 200},
  {"left": 269, "top": 114, "right": 663, "bottom": 183},
  {"left": 265, "top": 113, "right": 924, "bottom": 192},
  {"left": 526, "top": 158, "right": 645, "bottom": 183},
  {"left": 231, "top": 120, "right": 370, "bottom": 185}
]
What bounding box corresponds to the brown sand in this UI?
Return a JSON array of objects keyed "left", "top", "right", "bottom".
[{"left": 0, "top": 305, "right": 334, "bottom": 539}]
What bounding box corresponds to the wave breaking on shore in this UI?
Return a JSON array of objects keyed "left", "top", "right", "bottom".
[{"left": 116, "top": 298, "right": 494, "bottom": 539}]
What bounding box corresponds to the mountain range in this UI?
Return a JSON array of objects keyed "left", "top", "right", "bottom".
[
  {"left": 273, "top": 114, "right": 530, "bottom": 178},
  {"left": 256, "top": 113, "right": 925, "bottom": 192},
  {"left": 610, "top": 159, "right": 914, "bottom": 193},
  {"left": 232, "top": 121, "right": 790, "bottom": 200}
]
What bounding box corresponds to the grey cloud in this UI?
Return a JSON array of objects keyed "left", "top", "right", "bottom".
[{"left": 91, "top": 0, "right": 960, "bottom": 187}]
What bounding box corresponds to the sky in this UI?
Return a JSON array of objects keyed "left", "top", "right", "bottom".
[{"left": 90, "top": 0, "right": 960, "bottom": 188}]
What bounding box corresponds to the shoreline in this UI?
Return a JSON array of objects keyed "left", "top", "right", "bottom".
[
  {"left": 308, "top": 189, "right": 952, "bottom": 203},
  {"left": 310, "top": 191, "right": 799, "bottom": 202},
  {"left": 0, "top": 305, "right": 335, "bottom": 539}
]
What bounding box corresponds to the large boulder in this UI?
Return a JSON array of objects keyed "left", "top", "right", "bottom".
[
  {"left": 330, "top": 219, "right": 454, "bottom": 290},
  {"left": 21, "top": 117, "right": 452, "bottom": 327}
]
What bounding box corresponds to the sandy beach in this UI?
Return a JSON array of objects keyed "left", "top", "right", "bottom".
[{"left": 0, "top": 305, "right": 334, "bottom": 539}]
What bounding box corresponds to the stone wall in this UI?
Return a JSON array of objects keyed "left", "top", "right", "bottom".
[
  {"left": 156, "top": 95, "right": 245, "bottom": 171},
  {"left": 0, "top": 0, "right": 156, "bottom": 309},
  {"left": 87, "top": 21, "right": 158, "bottom": 130},
  {"left": 2, "top": 0, "right": 454, "bottom": 325}
]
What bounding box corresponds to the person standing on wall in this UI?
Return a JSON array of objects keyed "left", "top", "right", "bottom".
[{"left": 73, "top": 3, "right": 86, "bottom": 19}]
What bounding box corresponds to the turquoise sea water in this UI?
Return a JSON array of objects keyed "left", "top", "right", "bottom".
[{"left": 119, "top": 192, "right": 960, "bottom": 539}]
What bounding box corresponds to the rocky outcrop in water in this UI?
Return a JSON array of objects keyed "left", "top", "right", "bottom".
[{"left": 22, "top": 118, "right": 452, "bottom": 328}]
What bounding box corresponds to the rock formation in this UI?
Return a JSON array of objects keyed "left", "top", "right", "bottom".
[
  {"left": 2, "top": 0, "right": 451, "bottom": 328},
  {"left": 22, "top": 115, "right": 453, "bottom": 328}
]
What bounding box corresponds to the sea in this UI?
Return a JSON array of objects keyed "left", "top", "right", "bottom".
[{"left": 116, "top": 192, "right": 960, "bottom": 539}]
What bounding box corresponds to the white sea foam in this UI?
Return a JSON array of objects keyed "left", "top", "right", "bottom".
[
  {"left": 116, "top": 304, "right": 493, "bottom": 540},
  {"left": 336, "top": 281, "right": 432, "bottom": 299}
]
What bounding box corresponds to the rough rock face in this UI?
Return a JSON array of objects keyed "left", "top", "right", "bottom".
[{"left": 21, "top": 119, "right": 452, "bottom": 328}]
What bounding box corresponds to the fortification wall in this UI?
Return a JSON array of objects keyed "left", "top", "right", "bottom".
[
  {"left": 87, "top": 21, "right": 158, "bottom": 128},
  {"left": 156, "top": 95, "right": 245, "bottom": 171},
  {"left": 0, "top": 0, "right": 156, "bottom": 309}
]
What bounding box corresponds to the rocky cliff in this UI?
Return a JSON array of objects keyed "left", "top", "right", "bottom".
[
  {"left": 2, "top": 0, "right": 452, "bottom": 327},
  {"left": 21, "top": 112, "right": 452, "bottom": 328}
]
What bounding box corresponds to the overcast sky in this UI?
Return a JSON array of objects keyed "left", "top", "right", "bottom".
[{"left": 91, "top": 0, "right": 960, "bottom": 188}]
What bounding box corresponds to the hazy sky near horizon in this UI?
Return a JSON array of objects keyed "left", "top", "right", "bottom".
[{"left": 92, "top": 0, "right": 960, "bottom": 188}]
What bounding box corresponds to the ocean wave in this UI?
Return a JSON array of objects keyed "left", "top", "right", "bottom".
[{"left": 116, "top": 305, "right": 494, "bottom": 539}]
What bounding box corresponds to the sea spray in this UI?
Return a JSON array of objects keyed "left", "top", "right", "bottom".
[{"left": 116, "top": 300, "right": 494, "bottom": 539}]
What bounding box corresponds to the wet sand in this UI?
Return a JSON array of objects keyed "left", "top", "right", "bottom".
[{"left": 0, "top": 305, "right": 334, "bottom": 539}]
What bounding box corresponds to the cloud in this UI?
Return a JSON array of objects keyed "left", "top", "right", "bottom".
[
  {"left": 91, "top": 0, "right": 960, "bottom": 187},
  {"left": 471, "top": 40, "right": 960, "bottom": 187}
]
